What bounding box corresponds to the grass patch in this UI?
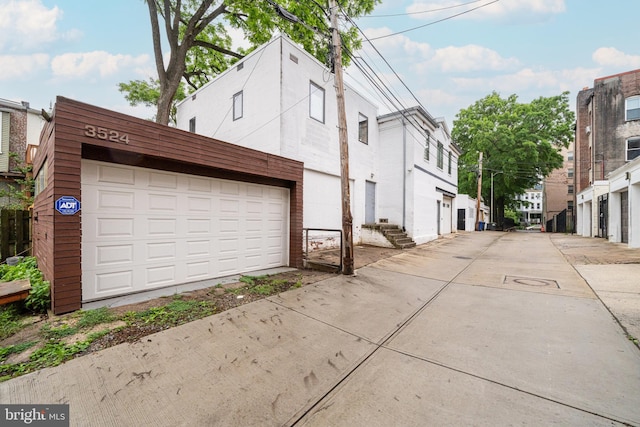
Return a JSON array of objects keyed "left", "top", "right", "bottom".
[
  {"left": 76, "top": 307, "right": 116, "bottom": 329},
  {"left": 0, "top": 304, "right": 24, "bottom": 340},
  {"left": 0, "top": 341, "right": 38, "bottom": 363},
  {"left": 123, "top": 296, "right": 216, "bottom": 328},
  {"left": 230, "top": 275, "right": 303, "bottom": 296},
  {"left": 41, "top": 324, "right": 79, "bottom": 340},
  {"left": 0, "top": 340, "right": 92, "bottom": 381}
]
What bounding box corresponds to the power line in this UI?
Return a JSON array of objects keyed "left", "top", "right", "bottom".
[
  {"left": 368, "top": 0, "right": 500, "bottom": 41},
  {"left": 360, "top": 0, "right": 488, "bottom": 18}
]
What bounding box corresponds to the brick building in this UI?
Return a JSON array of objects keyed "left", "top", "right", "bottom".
[
  {"left": 575, "top": 69, "right": 640, "bottom": 242},
  {"left": 0, "top": 98, "right": 45, "bottom": 208}
]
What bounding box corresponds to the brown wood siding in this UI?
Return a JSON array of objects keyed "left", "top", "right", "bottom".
[{"left": 33, "top": 97, "right": 304, "bottom": 314}]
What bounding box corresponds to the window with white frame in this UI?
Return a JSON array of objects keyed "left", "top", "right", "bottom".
[
  {"left": 567, "top": 168, "right": 574, "bottom": 178},
  {"left": 447, "top": 151, "right": 452, "bottom": 174},
  {"left": 627, "top": 136, "right": 640, "bottom": 161},
  {"left": 568, "top": 185, "right": 574, "bottom": 194},
  {"left": 437, "top": 141, "right": 444, "bottom": 169},
  {"left": 233, "top": 91, "right": 243, "bottom": 121},
  {"left": 189, "top": 117, "right": 196, "bottom": 133},
  {"left": 567, "top": 151, "right": 574, "bottom": 161},
  {"left": 309, "top": 81, "right": 325, "bottom": 123},
  {"left": 358, "top": 113, "right": 368, "bottom": 144},
  {"left": 626, "top": 95, "right": 640, "bottom": 121}
]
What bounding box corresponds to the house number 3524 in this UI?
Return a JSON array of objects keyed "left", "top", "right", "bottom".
[{"left": 84, "top": 125, "right": 129, "bottom": 144}]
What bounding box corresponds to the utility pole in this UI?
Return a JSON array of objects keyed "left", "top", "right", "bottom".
[
  {"left": 475, "top": 152, "right": 483, "bottom": 231},
  {"left": 329, "top": 0, "right": 354, "bottom": 275}
]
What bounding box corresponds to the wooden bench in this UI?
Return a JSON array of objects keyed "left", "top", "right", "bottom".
[{"left": 0, "top": 279, "right": 31, "bottom": 305}]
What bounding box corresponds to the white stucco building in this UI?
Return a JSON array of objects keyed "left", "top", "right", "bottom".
[
  {"left": 377, "top": 108, "right": 459, "bottom": 243},
  {"left": 176, "top": 35, "right": 456, "bottom": 247}
]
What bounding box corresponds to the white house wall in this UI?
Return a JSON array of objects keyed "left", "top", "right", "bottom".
[
  {"left": 176, "top": 38, "right": 283, "bottom": 155},
  {"left": 176, "top": 36, "right": 379, "bottom": 245},
  {"left": 377, "top": 109, "right": 458, "bottom": 243},
  {"left": 607, "top": 158, "right": 640, "bottom": 247}
]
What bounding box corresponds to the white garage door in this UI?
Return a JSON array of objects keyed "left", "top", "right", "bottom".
[{"left": 81, "top": 160, "right": 289, "bottom": 301}]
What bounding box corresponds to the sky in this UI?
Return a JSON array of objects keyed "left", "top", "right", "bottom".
[{"left": 1, "top": 0, "right": 639, "bottom": 128}]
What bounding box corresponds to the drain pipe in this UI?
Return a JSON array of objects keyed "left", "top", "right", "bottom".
[{"left": 402, "top": 118, "right": 407, "bottom": 231}]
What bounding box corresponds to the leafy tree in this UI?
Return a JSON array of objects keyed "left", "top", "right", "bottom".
[
  {"left": 126, "top": 0, "right": 378, "bottom": 125},
  {"left": 452, "top": 91, "right": 575, "bottom": 227},
  {"left": 118, "top": 78, "right": 187, "bottom": 124},
  {"left": 0, "top": 153, "right": 34, "bottom": 210}
]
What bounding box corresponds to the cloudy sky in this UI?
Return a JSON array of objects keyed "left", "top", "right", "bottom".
[{"left": 1, "top": 0, "right": 639, "bottom": 127}]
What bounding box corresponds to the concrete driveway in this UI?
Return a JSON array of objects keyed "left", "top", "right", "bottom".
[{"left": 1, "top": 231, "right": 639, "bottom": 426}]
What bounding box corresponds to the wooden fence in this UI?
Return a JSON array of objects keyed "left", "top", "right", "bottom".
[{"left": 0, "top": 210, "right": 31, "bottom": 262}]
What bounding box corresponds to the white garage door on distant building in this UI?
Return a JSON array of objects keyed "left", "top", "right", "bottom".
[{"left": 81, "top": 160, "right": 289, "bottom": 302}]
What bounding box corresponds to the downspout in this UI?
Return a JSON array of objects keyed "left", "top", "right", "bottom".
[{"left": 402, "top": 118, "right": 406, "bottom": 230}]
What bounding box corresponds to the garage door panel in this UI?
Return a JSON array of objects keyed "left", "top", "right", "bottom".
[
  {"left": 82, "top": 160, "right": 289, "bottom": 301},
  {"left": 96, "top": 270, "right": 134, "bottom": 294},
  {"left": 96, "top": 164, "right": 135, "bottom": 185},
  {"left": 149, "top": 171, "right": 178, "bottom": 189}
]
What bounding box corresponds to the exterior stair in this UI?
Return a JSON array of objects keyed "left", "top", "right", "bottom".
[{"left": 363, "top": 224, "right": 416, "bottom": 249}]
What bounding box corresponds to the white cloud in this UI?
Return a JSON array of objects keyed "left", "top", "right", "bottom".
[
  {"left": 0, "top": 54, "right": 49, "bottom": 80},
  {"left": 0, "top": 0, "right": 69, "bottom": 52},
  {"left": 362, "top": 27, "right": 432, "bottom": 58},
  {"left": 429, "top": 45, "right": 520, "bottom": 72},
  {"left": 451, "top": 66, "right": 601, "bottom": 96},
  {"left": 592, "top": 47, "right": 640, "bottom": 69},
  {"left": 51, "top": 51, "right": 151, "bottom": 79},
  {"left": 406, "top": 0, "right": 565, "bottom": 22}
]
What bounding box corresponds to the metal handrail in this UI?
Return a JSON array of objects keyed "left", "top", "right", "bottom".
[{"left": 303, "top": 228, "right": 343, "bottom": 272}]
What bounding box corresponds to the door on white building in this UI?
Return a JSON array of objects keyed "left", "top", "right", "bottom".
[
  {"left": 365, "top": 181, "right": 376, "bottom": 224},
  {"left": 442, "top": 196, "right": 453, "bottom": 234}
]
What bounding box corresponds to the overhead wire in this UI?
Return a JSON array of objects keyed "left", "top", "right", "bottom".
[{"left": 368, "top": 0, "right": 500, "bottom": 41}]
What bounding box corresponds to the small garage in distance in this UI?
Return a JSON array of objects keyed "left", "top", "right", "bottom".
[{"left": 32, "top": 97, "right": 304, "bottom": 314}]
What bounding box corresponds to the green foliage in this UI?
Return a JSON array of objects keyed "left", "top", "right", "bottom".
[
  {"left": 41, "top": 324, "right": 78, "bottom": 340},
  {"left": 452, "top": 91, "right": 575, "bottom": 223},
  {"left": 76, "top": 307, "right": 116, "bottom": 329},
  {"left": 0, "top": 305, "right": 24, "bottom": 340},
  {"left": 118, "top": 78, "right": 187, "bottom": 125},
  {"left": 0, "top": 341, "right": 37, "bottom": 362},
  {"left": 126, "top": 0, "right": 379, "bottom": 124},
  {"left": 123, "top": 296, "right": 216, "bottom": 327},
  {"left": 0, "top": 257, "right": 50, "bottom": 313},
  {"left": 231, "top": 275, "right": 298, "bottom": 296},
  {"left": 0, "top": 152, "right": 34, "bottom": 209},
  {"left": 0, "top": 341, "right": 91, "bottom": 381}
]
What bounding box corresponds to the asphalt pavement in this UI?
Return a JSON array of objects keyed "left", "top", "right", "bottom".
[{"left": 1, "top": 231, "right": 639, "bottom": 426}]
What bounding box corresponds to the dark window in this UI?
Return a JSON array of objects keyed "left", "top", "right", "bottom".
[
  {"left": 627, "top": 137, "right": 640, "bottom": 161},
  {"left": 233, "top": 91, "right": 243, "bottom": 121},
  {"left": 437, "top": 142, "right": 444, "bottom": 169},
  {"left": 567, "top": 168, "right": 574, "bottom": 178},
  {"left": 447, "top": 151, "right": 452, "bottom": 174},
  {"left": 189, "top": 117, "right": 196, "bottom": 133},
  {"left": 626, "top": 96, "right": 640, "bottom": 121},
  {"left": 567, "top": 151, "right": 573, "bottom": 161},
  {"left": 568, "top": 201, "right": 574, "bottom": 211},
  {"left": 568, "top": 185, "right": 574, "bottom": 194},
  {"left": 358, "top": 113, "right": 368, "bottom": 144}
]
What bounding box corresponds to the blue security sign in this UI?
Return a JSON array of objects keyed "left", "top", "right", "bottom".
[{"left": 55, "top": 196, "right": 81, "bottom": 215}]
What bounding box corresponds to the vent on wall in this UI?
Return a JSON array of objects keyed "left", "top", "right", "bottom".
[
  {"left": 289, "top": 54, "right": 298, "bottom": 64},
  {"left": 585, "top": 126, "right": 591, "bottom": 134}
]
